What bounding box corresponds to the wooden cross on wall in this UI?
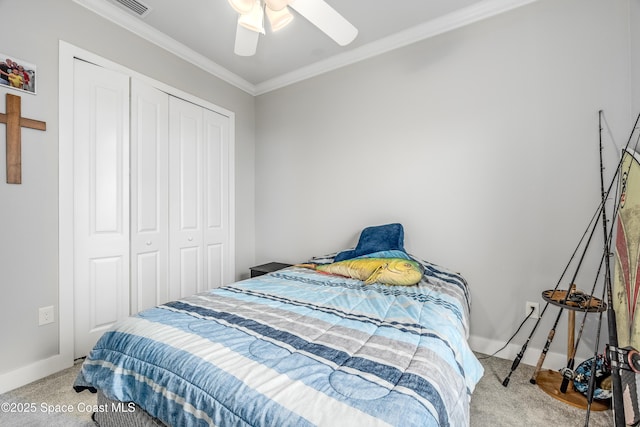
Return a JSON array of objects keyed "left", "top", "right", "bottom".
[{"left": 0, "top": 93, "right": 46, "bottom": 184}]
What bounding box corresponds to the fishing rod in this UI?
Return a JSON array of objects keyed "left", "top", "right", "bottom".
[
  {"left": 606, "top": 111, "right": 640, "bottom": 427},
  {"left": 528, "top": 298, "right": 564, "bottom": 385},
  {"left": 584, "top": 132, "right": 618, "bottom": 424},
  {"left": 558, "top": 126, "right": 615, "bottom": 392},
  {"left": 584, "top": 133, "right": 612, "bottom": 425},
  {"left": 530, "top": 192, "right": 606, "bottom": 385},
  {"left": 604, "top": 243, "right": 626, "bottom": 427},
  {"left": 588, "top": 110, "right": 640, "bottom": 426},
  {"left": 597, "top": 110, "right": 625, "bottom": 427},
  {"left": 563, "top": 110, "right": 640, "bottom": 421},
  {"left": 502, "top": 200, "right": 605, "bottom": 387},
  {"left": 530, "top": 260, "right": 603, "bottom": 388},
  {"left": 526, "top": 200, "right": 609, "bottom": 388},
  {"left": 558, "top": 251, "right": 606, "bottom": 393},
  {"left": 503, "top": 208, "right": 605, "bottom": 387},
  {"left": 560, "top": 202, "right": 611, "bottom": 393},
  {"left": 584, "top": 284, "right": 607, "bottom": 427},
  {"left": 503, "top": 111, "right": 640, "bottom": 388}
]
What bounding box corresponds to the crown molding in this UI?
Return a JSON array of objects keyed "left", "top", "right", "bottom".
[
  {"left": 73, "top": 0, "right": 256, "bottom": 95},
  {"left": 254, "top": 0, "right": 538, "bottom": 94},
  {"left": 74, "top": 0, "right": 537, "bottom": 97}
]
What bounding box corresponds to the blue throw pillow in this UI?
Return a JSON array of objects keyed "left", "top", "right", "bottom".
[
  {"left": 334, "top": 223, "right": 406, "bottom": 262},
  {"left": 354, "top": 250, "right": 412, "bottom": 261}
]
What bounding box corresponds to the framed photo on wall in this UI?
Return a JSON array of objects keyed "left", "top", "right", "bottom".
[{"left": 0, "top": 54, "right": 36, "bottom": 94}]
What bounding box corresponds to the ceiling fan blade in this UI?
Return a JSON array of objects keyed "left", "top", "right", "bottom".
[
  {"left": 234, "top": 22, "right": 260, "bottom": 56},
  {"left": 288, "top": 0, "right": 357, "bottom": 46}
]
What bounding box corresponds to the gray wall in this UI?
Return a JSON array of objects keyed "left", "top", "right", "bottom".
[
  {"left": 0, "top": 0, "right": 256, "bottom": 377},
  {"left": 255, "top": 0, "right": 636, "bottom": 364}
]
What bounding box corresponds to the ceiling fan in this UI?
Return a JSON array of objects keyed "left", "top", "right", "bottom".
[{"left": 228, "top": 0, "right": 358, "bottom": 56}]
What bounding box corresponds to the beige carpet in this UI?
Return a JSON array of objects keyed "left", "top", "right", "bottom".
[
  {"left": 471, "top": 353, "right": 613, "bottom": 426},
  {"left": 0, "top": 359, "right": 95, "bottom": 426},
  {"left": 0, "top": 355, "right": 614, "bottom": 426}
]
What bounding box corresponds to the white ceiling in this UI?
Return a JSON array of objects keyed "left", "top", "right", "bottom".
[{"left": 74, "top": 0, "right": 536, "bottom": 95}]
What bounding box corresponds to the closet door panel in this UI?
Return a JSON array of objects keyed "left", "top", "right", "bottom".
[
  {"left": 179, "top": 115, "right": 201, "bottom": 230},
  {"left": 207, "top": 244, "right": 223, "bottom": 289},
  {"left": 73, "top": 60, "right": 130, "bottom": 358},
  {"left": 180, "top": 247, "right": 201, "bottom": 297},
  {"left": 169, "top": 97, "right": 204, "bottom": 299},
  {"left": 205, "top": 120, "right": 223, "bottom": 229},
  {"left": 91, "top": 257, "right": 123, "bottom": 326},
  {"left": 203, "top": 109, "right": 231, "bottom": 290},
  {"left": 130, "top": 80, "right": 169, "bottom": 313},
  {"left": 135, "top": 252, "right": 162, "bottom": 312}
]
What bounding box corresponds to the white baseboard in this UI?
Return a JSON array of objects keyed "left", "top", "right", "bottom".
[
  {"left": 0, "top": 355, "right": 73, "bottom": 394},
  {"left": 469, "top": 334, "right": 567, "bottom": 370}
]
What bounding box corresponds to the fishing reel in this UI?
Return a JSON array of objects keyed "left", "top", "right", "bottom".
[
  {"left": 560, "top": 366, "right": 575, "bottom": 380},
  {"left": 565, "top": 290, "right": 594, "bottom": 309},
  {"left": 607, "top": 345, "right": 640, "bottom": 373}
]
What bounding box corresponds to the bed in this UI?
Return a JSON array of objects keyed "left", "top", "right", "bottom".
[{"left": 74, "top": 251, "right": 483, "bottom": 427}]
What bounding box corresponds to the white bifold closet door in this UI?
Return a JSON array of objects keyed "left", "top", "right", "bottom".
[
  {"left": 130, "top": 81, "right": 232, "bottom": 311},
  {"left": 74, "top": 62, "right": 232, "bottom": 358},
  {"left": 168, "top": 96, "right": 230, "bottom": 301}
]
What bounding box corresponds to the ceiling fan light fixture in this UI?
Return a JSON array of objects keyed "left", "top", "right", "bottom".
[
  {"left": 266, "top": 5, "right": 293, "bottom": 32},
  {"left": 238, "top": 0, "right": 265, "bottom": 34},
  {"left": 228, "top": 0, "right": 254, "bottom": 14},
  {"left": 264, "top": 0, "right": 289, "bottom": 12}
]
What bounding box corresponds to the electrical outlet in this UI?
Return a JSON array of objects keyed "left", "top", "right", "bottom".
[
  {"left": 525, "top": 301, "right": 540, "bottom": 319},
  {"left": 38, "top": 305, "right": 54, "bottom": 326}
]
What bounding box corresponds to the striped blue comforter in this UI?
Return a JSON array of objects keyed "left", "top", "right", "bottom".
[{"left": 75, "top": 254, "right": 483, "bottom": 426}]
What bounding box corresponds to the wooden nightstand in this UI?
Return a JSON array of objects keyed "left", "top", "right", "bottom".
[{"left": 250, "top": 262, "right": 292, "bottom": 278}]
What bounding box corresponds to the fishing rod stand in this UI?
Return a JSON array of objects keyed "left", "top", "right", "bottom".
[{"left": 532, "top": 289, "right": 609, "bottom": 411}]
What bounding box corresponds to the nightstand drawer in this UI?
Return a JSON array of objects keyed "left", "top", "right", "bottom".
[{"left": 250, "top": 262, "right": 292, "bottom": 277}]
